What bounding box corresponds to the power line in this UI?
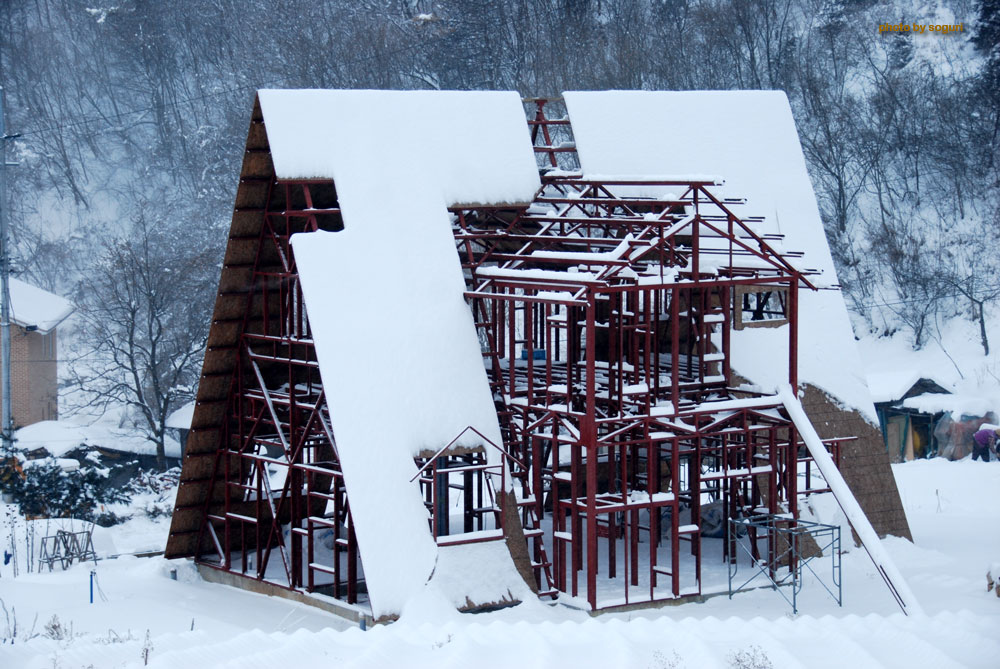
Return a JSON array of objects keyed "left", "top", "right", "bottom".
[{"left": 849, "top": 280, "right": 1000, "bottom": 309}]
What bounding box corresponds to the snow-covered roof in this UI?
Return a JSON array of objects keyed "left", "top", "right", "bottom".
[
  {"left": 15, "top": 419, "right": 181, "bottom": 459},
  {"left": 902, "top": 393, "right": 993, "bottom": 418},
  {"left": 562, "top": 90, "right": 875, "bottom": 420},
  {"left": 258, "top": 89, "right": 541, "bottom": 206},
  {"left": 7, "top": 277, "right": 74, "bottom": 334},
  {"left": 282, "top": 89, "right": 538, "bottom": 618},
  {"left": 23, "top": 456, "right": 80, "bottom": 472},
  {"left": 866, "top": 370, "right": 952, "bottom": 404},
  {"left": 867, "top": 371, "right": 922, "bottom": 404},
  {"left": 165, "top": 401, "right": 195, "bottom": 430}
]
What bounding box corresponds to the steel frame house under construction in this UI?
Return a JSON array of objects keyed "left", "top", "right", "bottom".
[
  {"left": 166, "top": 90, "right": 915, "bottom": 619},
  {"left": 452, "top": 166, "right": 844, "bottom": 606}
]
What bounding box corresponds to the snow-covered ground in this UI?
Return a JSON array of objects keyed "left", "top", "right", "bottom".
[{"left": 2, "top": 458, "right": 998, "bottom": 667}]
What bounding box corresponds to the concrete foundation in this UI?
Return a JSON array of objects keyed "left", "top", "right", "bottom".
[{"left": 195, "top": 561, "right": 369, "bottom": 624}]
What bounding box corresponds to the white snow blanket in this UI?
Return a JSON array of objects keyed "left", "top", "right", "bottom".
[
  {"left": 165, "top": 401, "right": 196, "bottom": 430},
  {"left": 866, "top": 370, "right": 929, "bottom": 404},
  {"left": 16, "top": 418, "right": 182, "bottom": 459},
  {"left": 902, "top": 392, "right": 993, "bottom": 417},
  {"left": 563, "top": 90, "right": 875, "bottom": 420},
  {"left": 8, "top": 277, "right": 74, "bottom": 333},
  {"left": 268, "top": 89, "right": 539, "bottom": 618},
  {"left": 259, "top": 89, "right": 540, "bottom": 205}
]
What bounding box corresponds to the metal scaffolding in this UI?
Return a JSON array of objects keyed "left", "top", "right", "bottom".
[{"left": 728, "top": 514, "right": 843, "bottom": 614}]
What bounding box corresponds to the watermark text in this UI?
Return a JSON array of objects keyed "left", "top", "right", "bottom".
[{"left": 879, "top": 22, "right": 964, "bottom": 34}]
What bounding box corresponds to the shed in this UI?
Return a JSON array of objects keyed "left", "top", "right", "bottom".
[{"left": 867, "top": 371, "right": 952, "bottom": 461}]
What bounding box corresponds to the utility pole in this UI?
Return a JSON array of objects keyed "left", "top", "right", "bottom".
[{"left": 0, "top": 85, "right": 19, "bottom": 458}]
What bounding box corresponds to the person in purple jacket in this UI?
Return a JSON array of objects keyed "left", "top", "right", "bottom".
[{"left": 971, "top": 427, "right": 1000, "bottom": 461}]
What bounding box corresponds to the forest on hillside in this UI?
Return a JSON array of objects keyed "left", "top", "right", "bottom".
[{"left": 0, "top": 0, "right": 997, "bottom": 454}]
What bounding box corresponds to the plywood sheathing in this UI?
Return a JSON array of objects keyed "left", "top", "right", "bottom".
[
  {"left": 165, "top": 95, "right": 273, "bottom": 559},
  {"left": 800, "top": 383, "right": 912, "bottom": 541},
  {"left": 501, "top": 490, "right": 541, "bottom": 595}
]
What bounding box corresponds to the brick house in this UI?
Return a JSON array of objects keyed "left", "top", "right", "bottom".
[{"left": 1, "top": 278, "right": 74, "bottom": 427}]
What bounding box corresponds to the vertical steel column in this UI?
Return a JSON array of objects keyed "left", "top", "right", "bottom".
[
  {"left": 585, "top": 289, "right": 598, "bottom": 609},
  {"left": 435, "top": 456, "right": 449, "bottom": 537},
  {"left": 671, "top": 286, "right": 680, "bottom": 409},
  {"left": 463, "top": 455, "right": 474, "bottom": 534},
  {"left": 788, "top": 277, "right": 799, "bottom": 392},
  {"left": 721, "top": 285, "right": 731, "bottom": 384},
  {"left": 671, "top": 436, "right": 681, "bottom": 596},
  {"left": 347, "top": 519, "right": 358, "bottom": 604},
  {"left": 307, "top": 471, "right": 316, "bottom": 592}
]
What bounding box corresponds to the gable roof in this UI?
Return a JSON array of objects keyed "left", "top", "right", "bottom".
[
  {"left": 7, "top": 277, "right": 74, "bottom": 334},
  {"left": 168, "top": 88, "right": 911, "bottom": 615}
]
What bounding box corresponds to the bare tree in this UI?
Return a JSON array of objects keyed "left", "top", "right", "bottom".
[
  {"left": 936, "top": 235, "right": 1000, "bottom": 355},
  {"left": 68, "top": 203, "right": 219, "bottom": 470},
  {"left": 1, "top": 0, "right": 998, "bottom": 376}
]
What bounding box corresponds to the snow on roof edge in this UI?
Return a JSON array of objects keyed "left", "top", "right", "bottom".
[
  {"left": 166, "top": 401, "right": 196, "bottom": 430},
  {"left": 257, "top": 89, "right": 541, "bottom": 206},
  {"left": 866, "top": 370, "right": 954, "bottom": 404},
  {"left": 901, "top": 392, "right": 994, "bottom": 418},
  {"left": 7, "top": 277, "right": 75, "bottom": 334}
]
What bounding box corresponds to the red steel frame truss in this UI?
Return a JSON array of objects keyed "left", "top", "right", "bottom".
[
  {"left": 195, "top": 179, "right": 366, "bottom": 603},
  {"left": 451, "top": 167, "right": 851, "bottom": 609},
  {"left": 195, "top": 180, "right": 519, "bottom": 608}
]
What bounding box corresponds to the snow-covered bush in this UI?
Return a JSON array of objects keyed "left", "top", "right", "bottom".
[
  {"left": 1, "top": 597, "right": 39, "bottom": 645},
  {"left": 727, "top": 645, "right": 773, "bottom": 669},
  {"left": 125, "top": 468, "right": 180, "bottom": 520},
  {"left": 1, "top": 457, "right": 130, "bottom": 522},
  {"left": 126, "top": 468, "right": 180, "bottom": 496},
  {"left": 43, "top": 614, "right": 72, "bottom": 641}
]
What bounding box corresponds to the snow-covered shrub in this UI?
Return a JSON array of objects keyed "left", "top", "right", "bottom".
[
  {"left": 43, "top": 614, "right": 71, "bottom": 641},
  {"left": 141, "top": 629, "right": 154, "bottom": 665},
  {"left": 727, "top": 645, "right": 773, "bottom": 669},
  {"left": 125, "top": 468, "right": 180, "bottom": 520},
  {"left": 92, "top": 509, "right": 128, "bottom": 528},
  {"left": 140, "top": 501, "right": 173, "bottom": 520},
  {"left": 1, "top": 597, "right": 40, "bottom": 645},
  {"left": 650, "top": 650, "right": 684, "bottom": 668},
  {"left": 126, "top": 468, "right": 180, "bottom": 496},
  {"left": 1, "top": 457, "right": 130, "bottom": 522}
]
